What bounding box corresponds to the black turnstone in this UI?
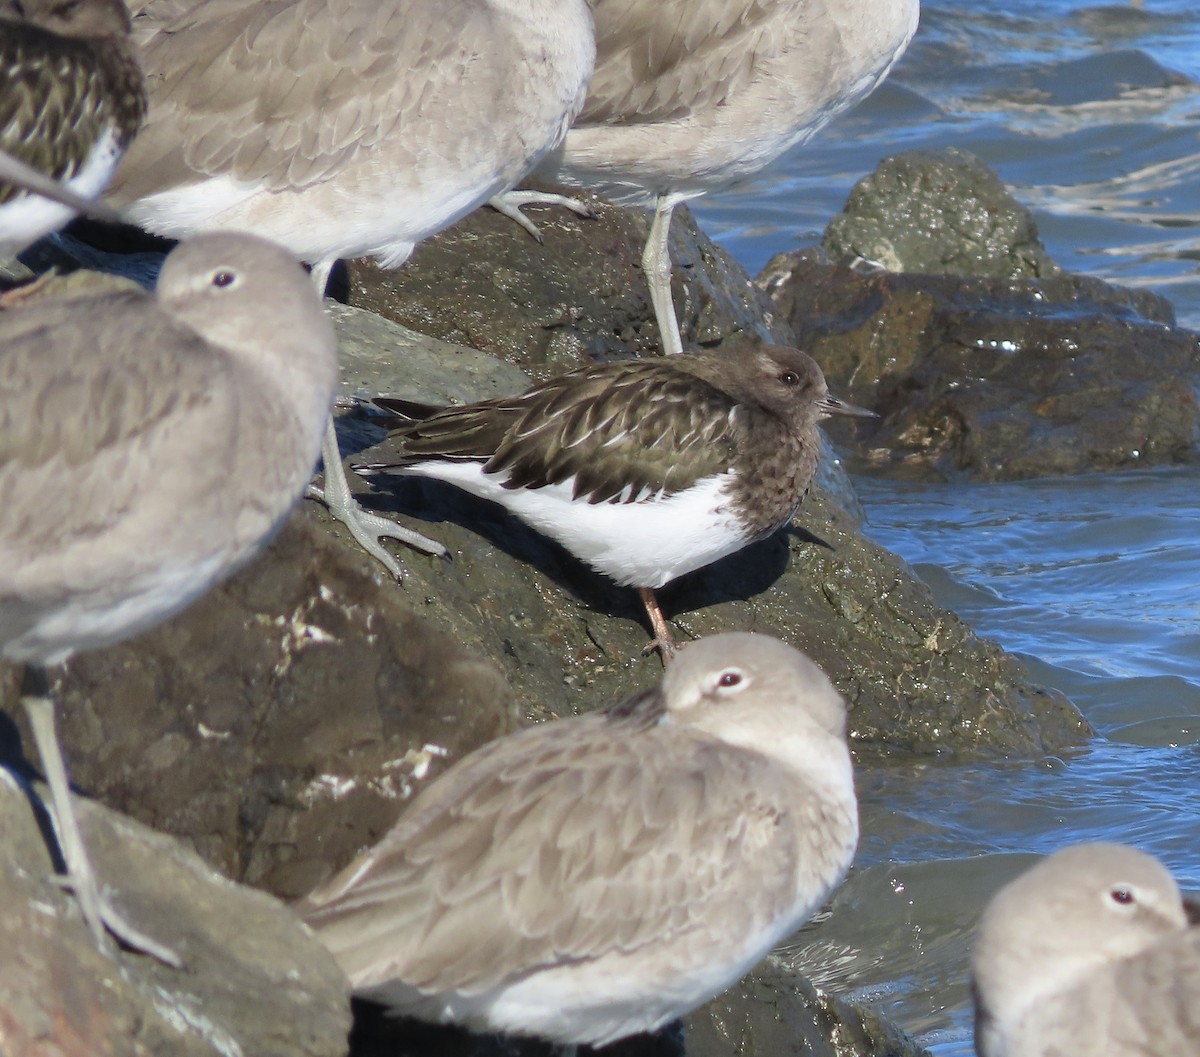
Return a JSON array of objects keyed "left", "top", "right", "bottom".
[
  {"left": 972, "top": 843, "right": 1200, "bottom": 1057},
  {"left": 357, "top": 341, "right": 874, "bottom": 657},
  {"left": 0, "top": 0, "right": 145, "bottom": 257},
  {"left": 1, "top": 233, "right": 337, "bottom": 964},
  {"left": 530, "top": 0, "right": 919, "bottom": 354},
  {"left": 106, "top": 0, "right": 596, "bottom": 579},
  {"left": 297, "top": 632, "right": 858, "bottom": 1045}
]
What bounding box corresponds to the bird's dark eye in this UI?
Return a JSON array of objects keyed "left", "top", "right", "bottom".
[
  {"left": 779, "top": 370, "right": 800, "bottom": 386},
  {"left": 717, "top": 670, "right": 742, "bottom": 688},
  {"left": 1110, "top": 887, "right": 1135, "bottom": 906},
  {"left": 211, "top": 270, "right": 237, "bottom": 288}
]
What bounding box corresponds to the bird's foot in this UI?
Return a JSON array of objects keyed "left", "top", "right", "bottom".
[
  {"left": 641, "top": 636, "right": 679, "bottom": 665},
  {"left": 488, "top": 190, "right": 596, "bottom": 243},
  {"left": 312, "top": 418, "right": 447, "bottom": 580},
  {"left": 306, "top": 482, "right": 447, "bottom": 580},
  {"left": 48, "top": 872, "right": 183, "bottom": 968},
  {"left": 638, "top": 587, "right": 679, "bottom": 665}
]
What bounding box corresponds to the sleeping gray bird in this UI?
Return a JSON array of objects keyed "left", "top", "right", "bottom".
[
  {"left": 972, "top": 842, "right": 1200, "bottom": 1057},
  {"left": 531, "top": 0, "right": 920, "bottom": 355},
  {"left": 298, "top": 632, "right": 858, "bottom": 1046},
  {"left": 0, "top": 232, "right": 337, "bottom": 965}
]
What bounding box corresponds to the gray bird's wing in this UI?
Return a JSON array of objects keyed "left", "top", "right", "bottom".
[
  {"left": 112, "top": 0, "right": 522, "bottom": 199},
  {"left": 579, "top": 0, "right": 794, "bottom": 125},
  {"left": 297, "top": 706, "right": 808, "bottom": 996},
  {"left": 1033, "top": 930, "right": 1200, "bottom": 1056},
  {"left": 0, "top": 289, "right": 231, "bottom": 555}
]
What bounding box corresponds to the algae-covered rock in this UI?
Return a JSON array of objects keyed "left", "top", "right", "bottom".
[{"left": 823, "top": 149, "right": 1059, "bottom": 280}]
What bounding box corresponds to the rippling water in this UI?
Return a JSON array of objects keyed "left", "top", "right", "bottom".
[{"left": 695, "top": 3, "right": 1200, "bottom": 1053}]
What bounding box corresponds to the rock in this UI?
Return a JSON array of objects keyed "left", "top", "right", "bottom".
[
  {"left": 761, "top": 152, "right": 1200, "bottom": 482},
  {"left": 822, "top": 149, "right": 1060, "bottom": 279},
  {"left": 346, "top": 192, "right": 793, "bottom": 377},
  {"left": 0, "top": 769, "right": 350, "bottom": 1057},
  {"left": 685, "top": 958, "right": 926, "bottom": 1057}
]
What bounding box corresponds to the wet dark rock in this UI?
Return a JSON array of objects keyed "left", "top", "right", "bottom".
[
  {"left": 686, "top": 958, "right": 926, "bottom": 1057},
  {"left": 823, "top": 149, "right": 1059, "bottom": 279},
  {"left": 346, "top": 190, "right": 793, "bottom": 378},
  {"left": 763, "top": 152, "right": 1200, "bottom": 482},
  {"left": 0, "top": 770, "right": 349, "bottom": 1057}
]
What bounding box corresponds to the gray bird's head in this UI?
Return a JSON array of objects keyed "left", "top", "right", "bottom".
[
  {"left": 660, "top": 631, "right": 849, "bottom": 749},
  {"left": 972, "top": 842, "right": 1189, "bottom": 1052},
  {"left": 155, "top": 232, "right": 337, "bottom": 429}
]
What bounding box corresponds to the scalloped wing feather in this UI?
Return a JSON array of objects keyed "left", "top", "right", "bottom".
[
  {"left": 579, "top": 0, "right": 792, "bottom": 125},
  {"left": 299, "top": 712, "right": 805, "bottom": 996}
]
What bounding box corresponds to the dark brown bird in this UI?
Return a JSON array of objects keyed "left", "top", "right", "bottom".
[
  {"left": 358, "top": 342, "right": 873, "bottom": 657},
  {"left": 0, "top": 0, "right": 145, "bottom": 255}
]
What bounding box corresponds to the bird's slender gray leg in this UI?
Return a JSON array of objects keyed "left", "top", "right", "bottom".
[
  {"left": 301, "top": 260, "right": 448, "bottom": 578},
  {"left": 23, "top": 676, "right": 183, "bottom": 967},
  {"left": 310, "top": 419, "right": 448, "bottom": 579},
  {"left": 488, "top": 189, "right": 595, "bottom": 243},
  {"left": 643, "top": 194, "right": 684, "bottom": 356}
]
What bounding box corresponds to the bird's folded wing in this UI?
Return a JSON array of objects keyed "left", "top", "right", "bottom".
[
  {"left": 579, "top": 0, "right": 794, "bottom": 125},
  {"left": 0, "top": 27, "right": 113, "bottom": 193},
  {"left": 111, "top": 0, "right": 514, "bottom": 198},
  {"left": 389, "top": 362, "right": 740, "bottom": 502},
  {"left": 0, "top": 294, "right": 229, "bottom": 550},
  {"left": 297, "top": 712, "right": 805, "bottom": 995}
]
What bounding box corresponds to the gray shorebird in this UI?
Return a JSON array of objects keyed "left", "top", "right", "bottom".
[
  {"left": 972, "top": 843, "right": 1200, "bottom": 1057},
  {"left": 532, "top": 0, "right": 920, "bottom": 355},
  {"left": 357, "top": 342, "right": 873, "bottom": 657},
  {"left": 0, "top": 0, "right": 145, "bottom": 256},
  {"left": 106, "top": 0, "right": 595, "bottom": 579},
  {"left": 1, "top": 232, "right": 337, "bottom": 964},
  {"left": 297, "top": 632, "right": 859, "bottom": 1046}
]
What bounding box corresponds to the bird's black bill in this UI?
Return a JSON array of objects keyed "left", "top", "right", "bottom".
[{"left": 818, "top": 392, "right": 877, "bottom": 419}]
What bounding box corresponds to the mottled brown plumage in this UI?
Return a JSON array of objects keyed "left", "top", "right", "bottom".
[
  {"left": 360, "top": 343, "right": 873, "bottom": 655},
  {"left": 0, "top": 0, "right": 144, "bottom": 251},
  {"left": 299, "top": 632, "right": 858, "bottom": 1045}
]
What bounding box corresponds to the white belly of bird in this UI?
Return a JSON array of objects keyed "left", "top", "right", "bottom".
[
  {"left": 0, "top": 125, "right": 122, "bottom": 259},
  {"left": 402, "top": 463, "right": 752, "bottom": 588}
]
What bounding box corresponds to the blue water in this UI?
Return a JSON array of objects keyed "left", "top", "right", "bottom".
[{"left": 695, "top": 3, "right": 1200, "bottom": 1053}]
